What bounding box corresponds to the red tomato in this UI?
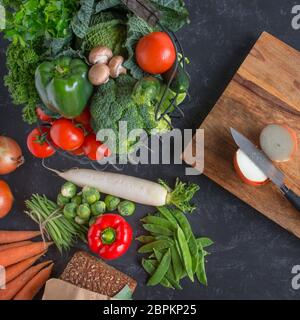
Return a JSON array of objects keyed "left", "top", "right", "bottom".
[
  {"left": 136, "top": 32, "right": 176, "bottom": 74},
  {"left": 82, "top": 133, "right": 111, "bottom": 161},
  {"left": 27, "top": 127, "right": 56, "bottom": 159},
  {"left": 36, "top": 107, "right": 52, "bottom": 123},
  {"left": 82, "top": 133, "right": 102, "bottom": 161},
  {"left": 0, "top": 180, "right": 13, "bottom": 218},
  {"left": 50, "top": 119, "right": 84, "bottom": 151},
  {"left": 75, "top": 108, "right": 92, "bottom": 132}
]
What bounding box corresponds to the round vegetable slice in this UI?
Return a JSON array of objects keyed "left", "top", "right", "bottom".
[
  {"left": 234, "top": 149, "right": 269, "bottom": 186},
  {"left": 260, "top": 124, "right": 298, "bottom": 162}
]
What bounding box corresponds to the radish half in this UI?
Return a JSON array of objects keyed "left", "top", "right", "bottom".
[
  {"left": 260, "top": 124, "right": 298, "bottom": 162},
  {"left": 234, "top": 149, "right": 269, "bottom": 186}
]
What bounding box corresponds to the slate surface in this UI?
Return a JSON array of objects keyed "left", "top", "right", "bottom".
[{"left": 0, "top": 0, "right": 300, "bottom": 300}]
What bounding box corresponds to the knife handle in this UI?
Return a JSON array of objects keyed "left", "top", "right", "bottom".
[{"left": 281, "top": 185, "right": 300, "bottom": 212}]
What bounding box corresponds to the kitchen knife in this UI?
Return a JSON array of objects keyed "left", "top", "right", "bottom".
[{"left": 230, "top": 128, "right": 300, "bottom": 212}]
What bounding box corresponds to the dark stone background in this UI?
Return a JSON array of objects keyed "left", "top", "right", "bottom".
[{"left": 1, "top": 0, "right": 300, "bottom": 300}]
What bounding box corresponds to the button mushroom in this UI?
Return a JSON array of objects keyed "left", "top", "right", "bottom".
[
  {"left": 89, "top": 46, "right": 113, "bottom": 65},
  {"left": 109, "top": 56, "right": 127, "bottom": 78},
  {"left": 88, "top": 64, "right": 110, "bottom": 86}
]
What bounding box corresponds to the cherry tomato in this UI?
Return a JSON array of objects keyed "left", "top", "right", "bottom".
[
  {"left": 36, "top": 107, "right": 52, "bottom": 123},
  {"left": 136, "top": 32, "right": 176, "bottom": 74},
  {"left": 0, "top": 180, "right": 13, "bottom": 218},
  {"left": 75, "top": 107, "right": 92, "bottom": 132},
  {"left": 27, "top": 127, "right": 56, "bottom": 159},
  {"left": 82, "top": 133, "right": 111, "bottom": 161},
  {"left": 50, "top": 119, "right": 84, "bottom": 151}
]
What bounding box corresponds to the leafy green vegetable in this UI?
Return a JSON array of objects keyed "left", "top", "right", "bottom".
[
  {"left": 3, "top": 0, "right": 78, "bottom": 46},
  {"left": 95, "top": 0, "right": 122, "bottom": 13},
  {"left": 151, "top": 0, "right": 190, "bottom": 31},
  {"left": 4, "top": 42, "right": 45, "bottom": 124},
  {"left": 80, "top": 12, "right": 127, "bottom": 55},
  {"left": 71, "top": 0, "right": 95, "bottom": 39}
]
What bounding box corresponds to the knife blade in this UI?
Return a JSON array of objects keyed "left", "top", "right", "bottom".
[{"left": 230, "top": 127, "right": 300, "bottom": 212}]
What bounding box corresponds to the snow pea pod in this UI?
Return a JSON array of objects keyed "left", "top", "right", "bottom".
[
  {"left": 196, "top": 237, "right": 214, "bottom": 248},
  {"left": 138, "top": 239, "right": 174, "bottom": 253},
  {"left": 176, "top": 227, "right": 194, "bottom": 282},
  {"left": 141, "top": 216, "right": 177, "bottom": 231},
  {"left": 143, "top": 224, "right": 174, "bottom": 236},
  {"left": 136, "top": 235, "right": 156, "bottom": 244},
  {"left": 142, "top": 259, "right": 173, "bottom": 289},
  {"left": 172, "top": 208, "right": 193, "bottom": 241},
  {"left": 147, "top": 249, "right": 172, "bottom": 286},
  {"left": 170, "top": 245, "right": 184, "bottom": 282},
  {"left": 156, "top": 206, "right": 178, "bottom": 225},
  {"left": 153, "top": 249, "right": 182, "bottom": 289},
  {"left": 196, "top": 251, "right": 207, "bottom": 286}
]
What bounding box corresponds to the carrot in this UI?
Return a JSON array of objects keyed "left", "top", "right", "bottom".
[
  {"left": 5, "top": 253, "right": 45, "bottom": 283},
  {"left": 0, "top": 242, "right": 52, "bottom": 267},
  {"left": 14, "top": 263, "right": 54, "bottom": 300},
  {"left": 0, "top": 260, "right": 52, "bottom": 300},
  {"left": 0, "top": 230, "right": 41, "bottom": 244},
  {"left": 0, "top": 241, "right": 32, "bottom": 252}
]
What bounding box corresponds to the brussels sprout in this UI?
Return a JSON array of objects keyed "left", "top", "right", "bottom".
[
  {"left": 71, "top": 194, "right": 82, "bottom": 206},
  {"left": 57, "top": 193, "right": 70, "bottom": 207},
  {"left": 61, "top": 182, "right": 77, "bottom": 198},
  {"left": 118, "top": 201, "right": 136, "bottom": 216},
  {"left": 75, "top": 216, "right": 87, "bottom": 225},
  {"left": 82, "top": 186, "right": 100, "bottom": 205},
  {"left": 63, "top": 203, "right": 77, "bottom": 219},
  {"left": 105, "top": 195, "right": 120, "bottom": 211},
  {"left": 77, "top": 204, "right": 91, "bottom": 220},
  {"left": 91, "top": 201, "right": 106, "bottom": 216}
]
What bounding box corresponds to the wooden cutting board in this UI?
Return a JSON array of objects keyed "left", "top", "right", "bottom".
[{"left": 183, "top": 32, "right": 300, "bottom": 238}]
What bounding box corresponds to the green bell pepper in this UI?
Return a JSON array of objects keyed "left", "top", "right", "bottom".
[{"left": 35, "top": 56, "right": 93, "bottom": 118}]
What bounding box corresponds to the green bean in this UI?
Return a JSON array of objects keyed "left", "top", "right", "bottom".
[
  {"left": 141, "top": 216, "right": 177, "bottom": 231},
  {"left": 170, "top": 246, "right": 184, "bottom": 282},
  {"left": 155, "top": 235, "right": 173, "bottom": 241},
  {"left": 156, "top": 206, "right": 178, "bottom": 225},
  {"left": 142, "top": 224, "right": 173, "bottom": 236},
  {"left": 147, "top": 249, "right": 171, "bottom": 286},
  {"left": 176, "top": 227, "right": 194, "bottom": 282},
  {"left": 136, "top": 236, "right": 156, "bottom": 244},
  {"left": 142, "top": 259, "right": 174, "bottom": 289},
  {"left": 138, "top": 240, "right": 174, "bottom": 253}
]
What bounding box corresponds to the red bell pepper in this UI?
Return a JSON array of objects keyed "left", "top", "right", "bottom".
[{"left": 88, "top": 214, "right": 133, "bottom": 260}]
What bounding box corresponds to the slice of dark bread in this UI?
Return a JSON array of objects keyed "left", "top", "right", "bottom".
[{"left": 60, "top": 251, "right": 137, "bottom": 297}]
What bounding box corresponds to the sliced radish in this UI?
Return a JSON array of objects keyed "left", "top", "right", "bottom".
[
  {"left": 260, "top": 124, "right": 298, "bottom": 162},
  {"left": 234, "top": 149, "right": 269, "bottom": 186}
]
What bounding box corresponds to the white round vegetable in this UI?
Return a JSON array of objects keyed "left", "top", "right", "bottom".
[
  {"left": 234, "top": 149, "right": 268, "bottom": 186},
  {"left": 260, "top": 124, "right": 298, "bottom": 162}
]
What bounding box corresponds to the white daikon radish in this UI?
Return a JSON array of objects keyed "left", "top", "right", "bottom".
[
  {"left": 260, "top": 124, "right": 298, "bottom": 162},
  {"left": 43, "top": 165, "right": 199, "bottom": 212},
  {"left": 234, "top": 149, "right": 268, "bottom": 186}
]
